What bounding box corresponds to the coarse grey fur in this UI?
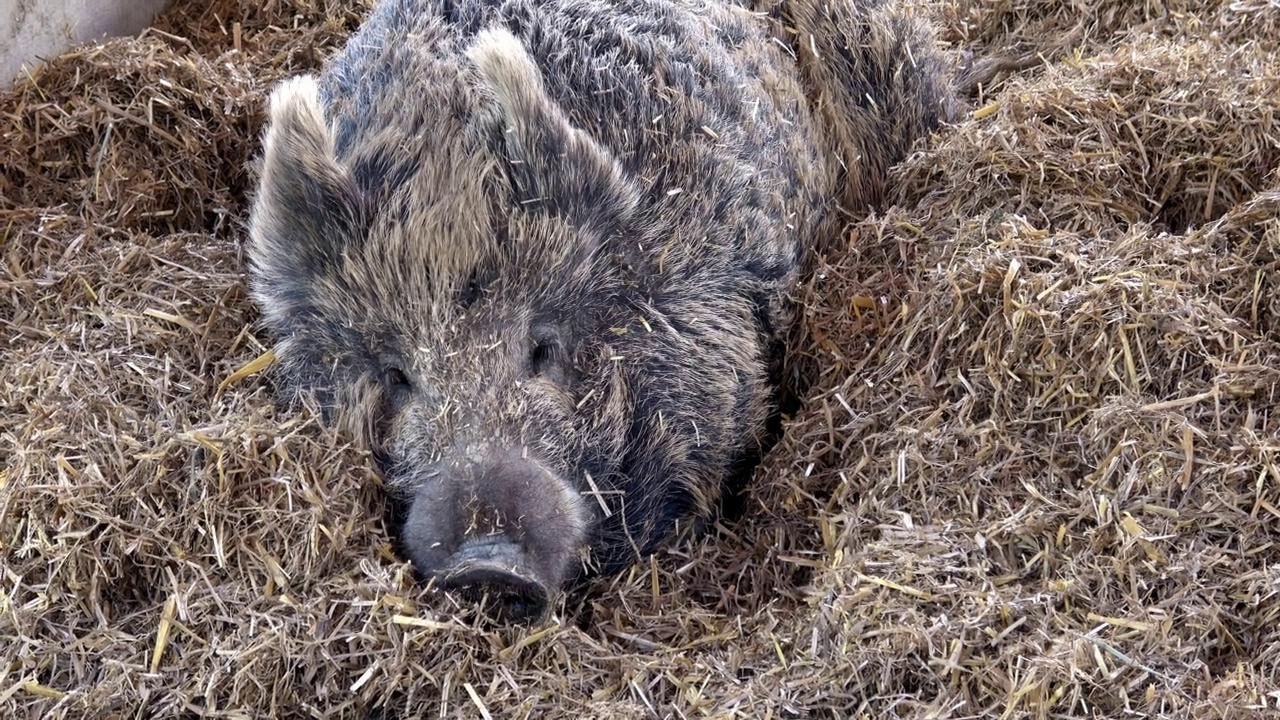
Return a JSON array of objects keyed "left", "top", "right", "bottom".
[{"left": 248, "top": 0, "right": 952, "bottom": 618}]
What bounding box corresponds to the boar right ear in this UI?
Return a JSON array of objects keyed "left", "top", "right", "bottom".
[
  {"left": 249, "top": 75, "right": 362, "bottom": 321},
  {"left": 468, "top": 28, "right": 638, "bottom": 240}
]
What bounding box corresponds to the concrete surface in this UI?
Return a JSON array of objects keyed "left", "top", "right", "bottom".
[{"left": 1, "top": 0, "right": 171, "bottom": 84}]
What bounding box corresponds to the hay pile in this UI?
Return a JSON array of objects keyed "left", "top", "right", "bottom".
[{"left": 2, "top": 0, "right": 1278, "bottom": 717}]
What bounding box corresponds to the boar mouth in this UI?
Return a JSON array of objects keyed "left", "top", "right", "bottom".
[{"left": 441, "top": 540, "right": 550, "bottom": 622}]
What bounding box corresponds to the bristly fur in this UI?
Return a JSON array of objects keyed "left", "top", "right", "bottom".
[
  {"left": 248, "top": 0, "right": 953, "bottom": 593},
  {"left": 753, "top": 0, "right": 958, "bottom": 212}
]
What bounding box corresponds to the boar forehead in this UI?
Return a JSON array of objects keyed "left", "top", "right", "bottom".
[{"left": 310, "top": 116, "right": 635, "bottom": 349}]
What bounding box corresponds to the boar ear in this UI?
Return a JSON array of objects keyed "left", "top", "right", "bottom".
[
  {"left": 249, "top": 75, "right": 362, "bottom": 322},
  {"left": 468, "top": 28, "right": 638, "bottom": 238}
]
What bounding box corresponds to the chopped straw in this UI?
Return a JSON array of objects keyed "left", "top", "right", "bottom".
[{"left": 2, "top": 0, "right": 1278, "bottom": 717}]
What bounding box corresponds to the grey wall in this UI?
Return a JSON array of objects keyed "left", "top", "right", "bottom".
[{"left": 1, "top": 0, "right": 172, "bottom": 84}]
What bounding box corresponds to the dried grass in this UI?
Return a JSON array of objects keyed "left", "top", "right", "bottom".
[{"left": 2, "top": 0, "right": 1278, "bottom": 717}]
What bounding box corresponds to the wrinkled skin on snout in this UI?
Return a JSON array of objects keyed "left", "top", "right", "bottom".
[{"left": 248, "top": 0, "right": 951, "bottom": 621}]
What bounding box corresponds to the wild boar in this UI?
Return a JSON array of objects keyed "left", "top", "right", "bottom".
[{"left": 248, "top": 0, "right": 952, "bottom": 620}]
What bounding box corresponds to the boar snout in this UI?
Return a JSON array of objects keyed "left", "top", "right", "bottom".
[{"left": 400, "top": 454, "right": 589, "bottom": 622}]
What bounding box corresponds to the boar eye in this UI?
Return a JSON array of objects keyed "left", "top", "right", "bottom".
[
  {"left": 383, "top": 366, "right": 413, "bottom": 394},
  {"left": 459, "top": 269, "right": 484, "bottom": 308},
  {"left": 530, "top": 341, "right": 557, "bottom": 373},
  {"left": 528, "top": 326, "right": 563, "bottom": 379}
]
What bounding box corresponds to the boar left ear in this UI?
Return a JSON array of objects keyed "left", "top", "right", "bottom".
[
  {"left": 249, "top": 75, "right": 362, "bottom": 324},
  {"left": 468, "top": 28, "right": 639, "bottom": 238}
]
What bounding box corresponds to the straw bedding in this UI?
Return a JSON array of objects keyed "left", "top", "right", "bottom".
[{"left": 2, "top": 0, "right": 1277, "bottom": 717}]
